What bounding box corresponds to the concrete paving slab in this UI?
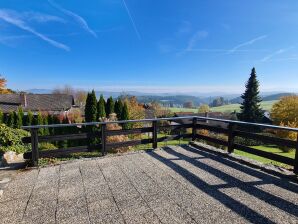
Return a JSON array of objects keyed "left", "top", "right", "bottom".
[{"left": 0, "top": 145, "right": 297, "bottom": 224}]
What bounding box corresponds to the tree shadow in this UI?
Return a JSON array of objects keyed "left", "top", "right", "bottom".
[{"left": 146, "top": 145, "right": 298, "bottom": 224}]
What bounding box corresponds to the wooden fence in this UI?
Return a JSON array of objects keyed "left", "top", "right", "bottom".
[{"left": 22, "top": 116, "right": 298, "bottom": 174}]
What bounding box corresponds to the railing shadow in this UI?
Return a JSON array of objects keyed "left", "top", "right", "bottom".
[
  {"left": 185, "top": 144, "right": 298, "bottom": 193},
  {"left": 146, "top": 145, "right": 298, "bottom": 224}
]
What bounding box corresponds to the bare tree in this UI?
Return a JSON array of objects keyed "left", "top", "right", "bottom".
[{"left": 52, "top": 85, "right": 87, "bottom": 106}]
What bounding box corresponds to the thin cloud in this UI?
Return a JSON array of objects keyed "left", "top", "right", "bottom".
[
  {"left": 186, "top": 30, "right": 208, "bottom": 51},
  {"left": 176, "top": 30, "right": 208, "bottom": 56},
  {"left": 0, "top": 9, "right": 70, "bottom": 51},
  {"left": 185, "top": 48, "right": 268, "bottom": 53},
  {"left": 48, "top": 0, "right": 97, "bottom": 38},
  {"left": 227, "top": 35, "right": 267, "bottom": 54},
  {"left": 24, "top": 12, "right": 66, "bottom": 23},
  {"left": 122, "top": 0, "right": 141, "bottom": 40},
  {"left": 260, "top": 47, "right": 293, "bottom": 62}
]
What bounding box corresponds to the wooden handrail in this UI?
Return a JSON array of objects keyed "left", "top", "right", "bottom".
[{"left": 21, "top": 116, "right": 298, "bottom": 174}]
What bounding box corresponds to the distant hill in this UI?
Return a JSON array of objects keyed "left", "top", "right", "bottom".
[
  {"left": 262, "top": 93, "right": 295, "bottom": 101},
  {"left": 25, "top": 89, "right": 296, "bottom": 107},
  {"left": 136, "top": 95, "right": 209, "bottom": 106},
  {"left": 230, "top": 92, "right": 295, "bottom": 104}
]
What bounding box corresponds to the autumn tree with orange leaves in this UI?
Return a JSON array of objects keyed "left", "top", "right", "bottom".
[{"left": 0, "top": 76, "right": 12, "bottom": 94}]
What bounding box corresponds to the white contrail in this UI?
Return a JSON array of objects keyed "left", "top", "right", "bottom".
[
  {"left": 48, "top": 0, "right": 97, "bottom": 38},
  {"left": 227, "top": 35, "right": 267, "bottom": 54},
  {"left": 122, "top": 0, "right": 141, "bottom": 40},
  {"left": 260, "top": 46, "right": 294, "bottom": 62},
  {"left": 0, "top": 9, "right": 70, "bottom": 51}
]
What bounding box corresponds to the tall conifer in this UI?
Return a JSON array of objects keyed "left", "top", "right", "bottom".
[
  {"left": 97, "top": 94, "right": 106, "bottom": 119},
  {"left": 238, "top": 68, "right": 264, "bottom": 123},
  {"left": 114, "top": 99, "right": 123, "bottom": 119},
  {"left": 85, "top": 90, "right": 97, "bottom": 122},
  {"left": 106, "top": 96, "right": 114, "bottom": 117}
]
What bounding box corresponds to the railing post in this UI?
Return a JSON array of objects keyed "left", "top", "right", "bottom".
[
  {"left": 228, "top": 123, "right": 236, "bottom": 153},
  {"left": 101, "top": 124, "right": 107, "bottom": 156},
  {"left": 192, "top": 117, "right": 197, "bottom": 141},
  {"left": 294, "top": 134, "right": 298, "bottom": 174},
  {"left": 30, "top": 128, "right": 39, "bottom": 166},
  {"left": 152, "top": 120, "right": 158, "bottom": 149}
]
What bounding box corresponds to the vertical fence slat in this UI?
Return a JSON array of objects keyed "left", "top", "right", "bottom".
[
  {"left": 152, "top": 120, "right": 158, "bottom": 149},
  {"left": 192, "top": 117, "right": 197, "bottom": 141},
  {"left": 101, "top": 124, "right": 107, "bottom": 156},
  {"left": 228, "top": 124, "right": 236, "bottom": 153},
  {"left": 294, "top": 134, "right": 298, "bottom": 174},
  {"left": 30, "top": 128, "right": 39, "bottom": 166}
]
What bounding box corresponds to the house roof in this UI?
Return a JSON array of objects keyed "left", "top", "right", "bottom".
[{"left": 0, "top": 94, "right": 75, "bottom": 113}]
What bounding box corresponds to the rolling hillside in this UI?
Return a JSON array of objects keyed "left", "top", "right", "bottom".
[{"left": 167, "top": 100, "right": 277, "bottom": 113}]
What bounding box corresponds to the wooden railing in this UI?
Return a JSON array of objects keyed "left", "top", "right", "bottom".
[{"left": 21, "top": 116, "right": 298, "bottom": 174}]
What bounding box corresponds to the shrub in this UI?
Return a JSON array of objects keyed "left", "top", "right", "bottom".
[
  {"left": 234, "top": 136, "right": 263, "bottom": 146},
  {"left": 0, "top": 124, "right": 30, "bottom": 154},
  {"left": 103, "top": 117, "right": 129, "bottom": 153},
  {"left": 39, "top": 142, "right": 57, "bottom": 151},
  {"left": 275, "top": 120, "right": 297, "bottom": 152},
  {"left": 196, "top": 129, "right": 228, "bottom": 150},
  {"left": 207, "top": 133, "right": 228, "bottom": 150}
]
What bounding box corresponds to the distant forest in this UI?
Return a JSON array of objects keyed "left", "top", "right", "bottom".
[{"left": 136, "top": 92, "right": 295, "bottom": 108}]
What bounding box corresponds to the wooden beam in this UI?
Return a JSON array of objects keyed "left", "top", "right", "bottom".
[
  {"left": 152, "top": 121, "right": 158, "bottom": 149},
  {"left": 30, "top": 129, "right": 39, "bottom": 166},
  {"left": 234, "top": 144, "right": 295, "bottom": 165},
  {"left": 294, "top": 135, "right": 298, "bottom": 174},
  {"left": 106, "top": 127, "right": 153, "bottom": 136},
  {"left": 101, "top": 124, "right": 107, "bottom": 155},
  {"left": 106, "top": 139, "right": 152, "bottom": 149},
  {"left": 234, "top": 130, "right": 296, "bottom": 148},
  {"left": 228, "top": 124, "right": 236, "bottom": 153},
  {"left": 196, "top": 123, "right": 229, "bottom": 134},
  {"left": 196, "top": 134, "right": 228, "bottom": 146}
]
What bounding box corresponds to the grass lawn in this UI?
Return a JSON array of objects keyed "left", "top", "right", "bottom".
[
  {"left": 234, "top": 145, "right": 295, "bottom": 169},
  {"left": 167, "top": 100, "right": 277, "bottom": 113}
]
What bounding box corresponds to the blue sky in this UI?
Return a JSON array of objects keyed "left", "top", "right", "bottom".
[{"left": 1, "top": 0, "right": 298, "bottom": 94}]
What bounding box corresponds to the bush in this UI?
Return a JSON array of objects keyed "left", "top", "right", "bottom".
[
  {"left": 234, "top": 136, "right": 263, "bottom": 146},
  {"left": 103, "top": 116, "right": 129, "bottom": 153},
  {"left": 39, "top": 142, "right": 57, "bottom": 151},
  {"left": 208, "top": 133, "right": 228, "bottom": 150},
  {"left": 196, "top": 130, "right": 228, "bottom": 150},
  {"left": 0, "top": 124, "right": 30, "bottom": 154}
]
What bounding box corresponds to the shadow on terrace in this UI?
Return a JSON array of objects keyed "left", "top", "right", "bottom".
[{"left": 147, "top": 145, "right": 298, "bottom": 223}]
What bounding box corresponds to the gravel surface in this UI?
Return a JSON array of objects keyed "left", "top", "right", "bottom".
[{"left": 0, "top": 145, "right": 297, "bottom": 224}]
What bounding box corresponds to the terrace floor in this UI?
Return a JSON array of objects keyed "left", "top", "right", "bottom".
[{"left": 1, "top": 145, "right": 298, "bottom": 224}]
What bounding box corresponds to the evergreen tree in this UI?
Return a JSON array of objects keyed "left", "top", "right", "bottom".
[
  {"left": 84, "top": 90, "right": 98, "bottom": 148},
  {"left": 0, "top": 109, "right": 3, "bottom": 124},
  {"left": 7, "top": 111, "right": 15, "bottom": 128},
  {"left": 16, "top": 107, "right": 24, "bottom": 128},
  {"left": 85, "top": 90, "right": 97, "bottom": 122},
  {"left": 121, "top": 102, "right": 130, "bottom": 129},
  {"left": 43, "top": 114, "right": 50, "bottom": 135},
  {"left": 52, "top": 115, "right": 61, "bottom": 146},
  {"left": 106, "top": 96, "right": 114, "bottom": 117},
  {"left": 35, "top": 112, "right": 44, "bottom": 135},
  {"left": 25, "top": 111, "right": 34, "bottom": 126},
  {"left": 238, "top": 68, "right": 264, "bottom": 123},
  {"left": 60, "top": 116, "right": 69, "bottom": 148},
  {"left": 114, "top": 99, "right": 123, "bottom": 119},
  {"left": 13, "top": 111, "right": 18, "bottom": 128},
  {"left": 97, "top": 94, "right": 106, "bottom": 119},
  {"left": 47, "top": 114, "right": 54, "bottom": 135}
]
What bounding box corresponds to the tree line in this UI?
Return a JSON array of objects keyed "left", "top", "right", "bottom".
[{"left": 85, "top": 90, "right": 129, "bottom": 123}]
